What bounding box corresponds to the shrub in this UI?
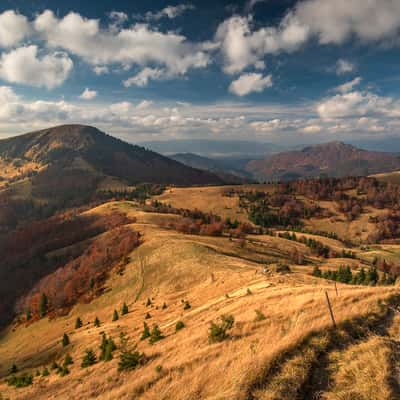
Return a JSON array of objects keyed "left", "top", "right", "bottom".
[
  {"left": 155, "top": 365, "right": 162, "bottom": 373},
  {"left": 254, "top": 309, "right": 266, "bottom": 321},
  {"left": 140, "top": 322, "right": 151, "bottom": 341},
  {"left": 75, "top": 317, "right": 83, "bottom": 329},
  {"left": 162, "top": 302, "right": 167, "bottom": 310},
  {"left": 246, "top": 288, "right": 252, "bottom": 295},
  {"left": 112, "top": 310, "right": 119, "bottom": 321},
  {"left": 121, "top": 302, "right": 128, "bottom": 315},
  {"left": 81, "top": 349, "right": 97, "bottom": 368},
  {"left": 42, "top": 367, "right": 49, "bottom": 377},
  {"left": 183, "top": 301, "right": 191, "bottom": 310},
  {"left": 149, "top": 324, "right": 164, "bottom": 345},
  {"left": 7, "top": 374, "right": 33, "bottom": 388},
  {"left": 118, "top": 348, "right": 145, "bottom": 372},
  {"left": 59, "top": 366, "right": 70, "bottom": 377},
  {"left": 208, "top": 315, "right": 235, "bottom": 344},
  {"left": 61, "top": 333, "right": 70, "bottom": 347},
  {"left": 145, "top": 312, "right": 151, "bottom": 319},
  {"left": 175, "top": 320, "right": 185, "bottom": 331},
  {"left": 146, "top": 298, "right": 152, "bottom": 307}
]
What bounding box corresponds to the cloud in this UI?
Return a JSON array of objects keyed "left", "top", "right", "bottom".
[
  {"left": 0, "top": 10, "right": 31, "bottom": 47},
  {"left": 216, "top": 0, "right": 400, "bottom": 75},
  {"left": 294, "top": 0, "right": 400, "bottom": 44},
  {"left": 336, "top": 59, "right": 355, "bottom": 75},
  {"left": 334, "top": 77, "right": 362, "bottom": 94},
  {"left": 317, "top": 90, "right": 393, "bottom": 119},
  {"left": 303, "top": 125, "right": 322, "bottom": 133},
  {"left": 79, "top": 88, "right": 97, "bottom": 100},
  {"left": 123, "top": 67, "right": 169, "bottom": 87},
  {"left": 215, "top": 15, "right": 309, "bottom": 74},
  {"left": 0, "top": 45, "right": 73, "bottom": 89},
  {"left": 136, "top": 4, "right": 195, "bottom": 21},
  {"left": 93, "top": 65, "right": 109, "bottom": 75},
  {"left": 229, "top": 72, "right": 272, "bottom": 96},
  {"left": 33, "top": 10, "right": 209, "bottom": 77}
]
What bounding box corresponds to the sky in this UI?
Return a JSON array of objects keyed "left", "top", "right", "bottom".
[{"left": 0, "top": 0, "right": 400, "bottom": 146}]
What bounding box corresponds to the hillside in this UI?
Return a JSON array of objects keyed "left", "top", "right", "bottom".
[
  {"left": 247, "top": 141, "right": 400, "bottom": 181},
  {"left": 0, "top": 125, "right": 223, "bottom": 231},
  {"left": 1, "top": 184, "right": 400, "bottom": 399}
]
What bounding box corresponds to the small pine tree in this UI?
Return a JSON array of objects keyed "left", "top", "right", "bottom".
[
  {"left": 81, "top": 349, "right": 97, "bottom": 368},
  {"left": 254, "top": 309, "right": 266, "bottom": 322},
  {"left": 42, "top": 367, "right": 49, "bottom": 377},
  {"left": 10, "top": 363, "right": 18, "bottom": 374},
  {"left": 121, "top": 302, "right": 129, "bottom": 315},
  {"left": 100, "top": 333, "right": 117, "bottom": 361},
  {"left": 94, "top": 316, "right": 100, "bottom": 327},
  {"left": 146, "top": 298, "right": 152, "bottom": 307},
  {"left": 149, "top": 324, "right": 164, "bottom": 345},
  {"left": 312, "top": 266, "right": 322, "bottom": 278},
  {"left": 112, "top": 310, "right": 119, "bottom": 321},
  {"left": 175, "top": 320, "right": 185, "bottom": 331},
  {"left": 140, "top": 322, "right": 151, "bottom": 341},
  {"left": 183, "top": 301, "right": 191, "bottom": 310},
  {"left": 145, "top": 312, "right": 151, "bottom": 319},
  {"left": 162, "top": 302, "right": 167, "bottom": 310},
  {"left": 39, "top": 293, "right": 48, "bottom": 318},
  {"left": 118, "top": 348, "right": 144, "bottom": 372},
  {"left": 75, "top": 317, "right": 83, "bottom": 329},
  {"left": 246, "top": 288, "right": 252, "bottom": 295},
  {"left": 26, "top": 308, "right": 32, "bottom": 321},
  {"left": 61, "top": 333, "right": 70, "bottom": 347},
  {"left": 63, "top": 354, "right": 73, "bottom": 367}
]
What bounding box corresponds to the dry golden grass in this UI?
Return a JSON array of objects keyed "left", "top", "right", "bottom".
[
  {"left": 323, "top": 336, "right": 393, "bottom": 400},
  {"left": 1, "top": 200, "right": 400, "bottom": 400}
]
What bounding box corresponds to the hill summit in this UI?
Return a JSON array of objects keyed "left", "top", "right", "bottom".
[
  {"left": 0, "top": 124, "right": 223, "bottom": 186},
  {"left": 246, "top": 141, "right": 400, "bottom": 181}
]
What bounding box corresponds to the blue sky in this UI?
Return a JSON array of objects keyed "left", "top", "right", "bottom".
[{"left": 0, "top": 0, "right": 400, "bottom": 145}]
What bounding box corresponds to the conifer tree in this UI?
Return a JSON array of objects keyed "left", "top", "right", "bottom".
[
  {"left": 39, "top": 293, "right": 48, "bottom": 318},
  {"left": 112, "top": 309, "right": 119, "bottom": 321},
  {"left": 63, "top": 354, "right": 73, "bottom": 366},
  {"left": 75, "top": 317, "right": 83, "bottom": 329},
  {"left": 42, "top": 367, "right": 49, "bottom": 377},
  {"left": 61, "top": 333, "right": 70, "bottom": 347},
  {"left": 10, "top": 363, "right": 18, "bottom": 374},
  {"left": 121, "top": 302, "right": 129, "bottom": 315},
  {"left": 146, "top": 298, "right": 152, "bottom": 307},
  {"left": 81, "top": 349, "right": 97, "bottom": 368},
  {"left": 26, "top": 308, "right": 32, "bottom": 321},
  {"left": 140, "top": 322, "right": 151, "bottom": 340},
  {"left": 149, "top": 324, "right": 164, "bottom": 344},
  {"left": 94, "top": 316, "right": 100, "bottom": 327}
]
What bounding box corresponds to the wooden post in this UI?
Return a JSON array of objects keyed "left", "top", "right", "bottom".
[
  {"left": 334, "top": 281, "right": 338, "bottom": 296},
  {"left": 325, "top": 291, "right": 336, "bottom": 328}
]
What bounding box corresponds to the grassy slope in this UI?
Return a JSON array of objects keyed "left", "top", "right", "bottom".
[{"left": 1, "top": 192, "right": 400, "bottom": 399}]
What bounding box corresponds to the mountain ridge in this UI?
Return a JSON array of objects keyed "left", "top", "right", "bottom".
[{"left": 247, "top": 141, "right": 400, "bottom": 181}]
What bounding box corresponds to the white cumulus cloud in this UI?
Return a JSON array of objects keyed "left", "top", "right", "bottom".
[
  {"left": 0, "top": 10, "right": 31, "bottom": 47},
  {"left": 0, "top": 45, "right": 73, "bottom": 89},
  {"left": 229, "top": 73, "right": 272, "bottom": 96}
]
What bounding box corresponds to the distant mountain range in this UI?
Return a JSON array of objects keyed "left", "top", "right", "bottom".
[
  {"left": 246, "top": 141, "right": 400, "bottom": 181},
  {"left": 139, "top": 139, "right": 284, "bottom": 158},
  {"left": 169, "top": 153, "right": 254, "bottom": 183}
]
